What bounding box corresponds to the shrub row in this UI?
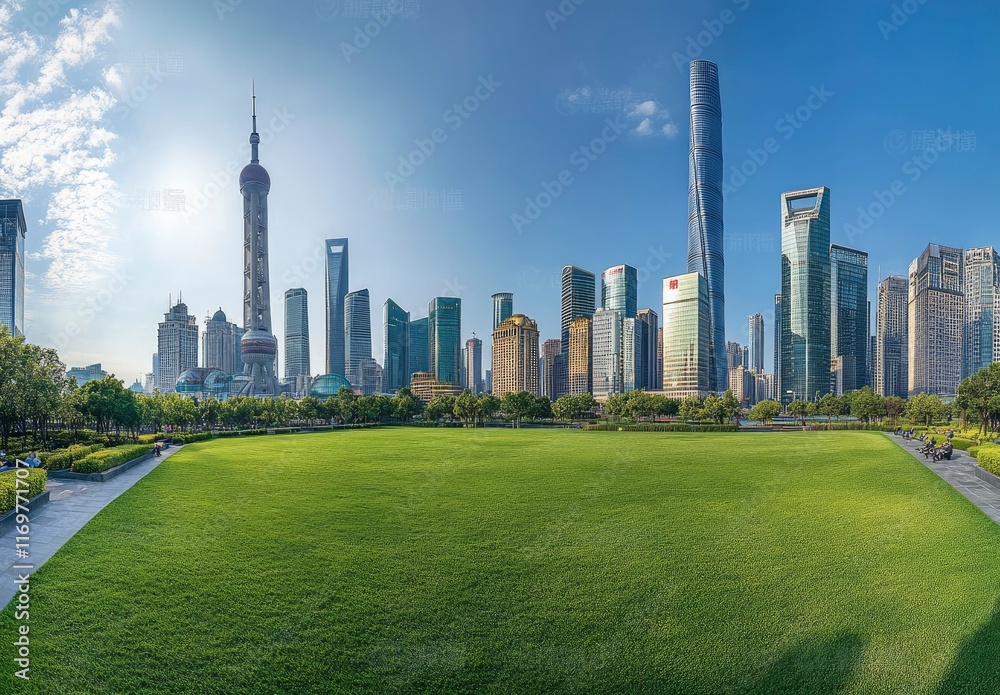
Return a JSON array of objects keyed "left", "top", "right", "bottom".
[
  {"left": 45, "top": 443, "right": 106, "bottom": 470},
  {"left": 137, "top": 433, "right": 166, "bottom": 444},
  {"left": 0, "top": 469, "right": 47, "bottom": 516},
  {"left": 170, "top": 433, "right": 213, "bottom": 444},
  {"left": 584, "top": 423, "right": 741, "bottom": 432},
  {"left": 977, "top": 447, "right": 1000, "bottom": 476},
  {"left": 72, "top": 445, "right": 153, "bottom": 474}
]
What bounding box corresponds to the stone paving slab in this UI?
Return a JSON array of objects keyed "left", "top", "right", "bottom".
[
  {"left": 885, "top": 433, "right": 1000, "bottom": 523},
  {"left": 0, "top": 446, "right": 183, "bottom": 609}
]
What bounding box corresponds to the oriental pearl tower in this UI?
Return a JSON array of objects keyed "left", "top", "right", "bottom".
[{"left": 239, "top": 86, "right": 281, "bottom": 396}]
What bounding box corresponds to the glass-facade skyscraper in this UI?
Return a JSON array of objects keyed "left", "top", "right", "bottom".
[
  {"left": 601, "top": 264, "right": 638, "bottom": 317},
  {"left": 408, "top": 316, "right": 429, "bottom": 376},
  {"left": 909, "top": 244, "right": 964, "bottom": 397},
  {"left": 283, "top": 289, "right": 310, "bottom": 381},
  {"left": 492, "top": 292, "right": 513, "bottom": 331},
  {"left": 748, "top": 313, "right": 765, "bottom": 373},
  {"left": 429, "top": 297, "right": 462, "bottom": 385},
  {"left": 344, "top": 288, "right": 372, "bottom": 389},
  {"left": 963, "top": 246, "right": 1000, "bottom": 377},
  {"left": 662, "top": 272, "right": 710, "bottom": 398},
  {"left": 0, "top": 200, "right": 26, "bottom": 338},
  {"left": 325, "top": 238, "right": 349, "bottom": 377},
  {"left": 875, "top": 275, "right": 908, "bottom": 398},
  {"left": 780, "top": 187, "right": 831, "bottom": 404},
  {"left": 636, "top": 308, "right": 660, "bottom": 391},
  {"left": 830, "top": 245, "right": 869, "bottom": 394},
  {"left": 687, "top": 60, "right": 727, "bottom": 393},
  {"left": 591, "top": 308, "right": 622, "bottom": 399},
  {"left": 383, "top": 298, "right": 410, "bottom": 392},
  {"left": 561, "top": 266, "right": 596, "bottom": 355}
]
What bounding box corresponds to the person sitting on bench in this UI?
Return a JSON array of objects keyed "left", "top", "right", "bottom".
[{"left": 934, "top": 442, "right": 953, "bottom": 461}]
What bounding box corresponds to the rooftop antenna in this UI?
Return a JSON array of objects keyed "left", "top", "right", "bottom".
[{"left": 250, "top": 80, "right": 260, "bottom": 164}]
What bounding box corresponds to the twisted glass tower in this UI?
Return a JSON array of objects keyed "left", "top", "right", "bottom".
[{"left": 687, "top": 60, "right": 727, "bottom": 393}]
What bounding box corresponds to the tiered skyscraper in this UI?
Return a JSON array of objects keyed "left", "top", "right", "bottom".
[
  {"left": 492, "top": 315, "right": 539, "bottom": 398},
  {"left": 964, "top": 246, "right": 1000, "bottom": 376},
  {"left": 908, "top": 244, "right": 964, "bottom": 397},
  {"left": 779, "top": 187, "right": 831, "bottom": 404},
  {"left": 383, "top": 299, "right": 409, "bottom": 392},
  {"left": 0, "top": 200, "right": 26, "bottom": 338},
  {"left": 238, "top": 89, "right": 281, "bottom": 396},
  {"left": 345, "top": 289, "right": 372, "bottom": 389},
  {"left": 687, "top": 60, "right": 727, "bottom": 393},
  {"left": 326, "top": 238, "right": 349, "bottom": 377},
  {"left": 875, "top": 275, "right": 908, "bottom": 398},
  {"left": 283, "top": 289, "right": 310, "bottom": 381},
  {"left": 830, "top": 245, "right": 869, "bottom": 394},
  {"left": 158, "top": 300, "right": 198, "bottom": 392}
]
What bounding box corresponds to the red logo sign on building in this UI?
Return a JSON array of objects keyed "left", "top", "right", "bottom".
[{"left": 669, "top": 279, "right": 679, "bottom": 290}]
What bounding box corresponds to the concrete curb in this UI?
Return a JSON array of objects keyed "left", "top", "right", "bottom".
[{"left": 0, "top": 491, "right": 50, "bottom": 536}]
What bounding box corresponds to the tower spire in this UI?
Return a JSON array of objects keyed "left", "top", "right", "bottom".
[{"left": 250, "top": 81, "right": 260, "bottom": 164}]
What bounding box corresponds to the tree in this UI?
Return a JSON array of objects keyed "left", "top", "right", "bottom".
[
  {"left": 701, "top": 395, "right": 724, "bottom": 424},
  {"left": 787, "top": 400, "right": 809, "bottom": 419},
  {"left": 530, "top": 395, "right": 552, "bottom": 421},
  {"left": 475, "top": 394, "right": 501, "bottom": 424},
  {"left": 603, "top": 393, "right": 627, "bottom": 422},
  {"left": 334, "top": 387, "right": 358, "bottom": 424},
  {"left": 719, "top": 390, "right": 741, "bottom": 424},
  {"left": 500, "top": 391, "right": 535, "bottom": 428},
  {"left": 816, "top": 393, "right": 843, "bottom": 428},
  {"left": 748, "top": 400, "right": 781, "bottom": 425},
  {"left": 393, "top": 388, "right": 423, "bottom": 423},
  {"left": 884, "top": 396, "right": 906, "bottom": 427},
  {"left": 679, "top": 396, "right": 703, "bottom": 422},
  {"left": 453, "top": 390, "right": 479, "bottom": 426},
  {"left": 849, "top": 386, "right": 885, "bottom": 425},
  {"left": 424, "top": 395, "right": 456, "bottom": 423}
]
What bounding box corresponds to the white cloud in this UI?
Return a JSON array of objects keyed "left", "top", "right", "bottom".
[
  {"left": 633, "top": 118, "right": 654, "bottom": 136},
  {"left": 628, "top": 100, "right": 657, "bottom": 118},
  {"left": 624, "top": 99, "right": 677, "bottom": 139},
  {"left": 662, "top": 122, "right": 679, "bottom": 138}
]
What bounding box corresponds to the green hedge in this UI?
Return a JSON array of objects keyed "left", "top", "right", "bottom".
[
  {"left": 215, "top": 429, "right": 267, "bottom": 438},
  {"left": 0, "top": 469, "right": 47, "bottom": 516},
  {"left": 137, "top": 433, "right": 166, "bottom": 444},
  {"left": 72, "top": 445, "right": 153, "bottom": 474},
  {"left": 45, "top": 443, "right": 105, "bottom": 470},
  {"left": 170, "top": 433, "right": 213, "bottom": 444},
  {"left": 977, "top": 447, "right": 1000, "bottom": 476},
  {"left": 585, "top": 424, "right": 741, "bottom": 432}
]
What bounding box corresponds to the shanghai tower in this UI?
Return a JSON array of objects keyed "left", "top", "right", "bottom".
[
  {"left": 238, "top": 87, "right": 281, "bottom": 396},
  {"left": 687, "top": 60, "right": 727, "bottom": 393}
]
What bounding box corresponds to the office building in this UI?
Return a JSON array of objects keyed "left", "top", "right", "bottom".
[
  {"left": 203, "top": 308, "right": 238, "bottom": 374},
  {"left": 358, "top": 358, "right": 382, "bottom": 396},
  {"left": 541, "top": 339, "right": 561, "bottom": 400},
  {"left": 725, "top": 341, "right": 745, "bottom": 371},
  {"left": 345, "top": 289, "right": 372, "bottom": 389},
  {"left": 748, "top": 313, "right": 765, "bottom": 373},
  {"left": 592, "top": 308, "right": 623, "bottom": 399},
  {"left": 0, "top": 200, "right": 26, "bottom": 337},
  {"left": 637, "top": 308, "right": 660, "bottom": 391},
  {"left": 688, "top": 60, "right": 727, "bottom": 393},
  {"left": 283, "top": 289, "right": 310, "bottom": 381},
  {"left": 754, "top": 372, "right": 776, "bottom": 403},
  {"left": 964, "top": 246, "right": 1000, "bottom": 377},
  {"left": 492, "top": 292, "right": 513, "bottom": 330},
  {"left": 601, "top": 264, "right": 638, "bottom": 317},
  {"left": 429, "top": 297, "right": 462, "bottom": 386},
  {"left": 780, "top": 187, "right": 831, "bottom": 403},
  {"left": 830, "top": 245, "right": 869, "bottom": 394},
  {"left": 561, "top": 266, "right": 596, "bottom": 357},
  {"left": 325, "top": 238, "right": 349, "bottom": 376},
  {"left": 773, "top": 294, "right": 782, "bottom": 397},
  {"left": 66, "top": 364, "right": 106, "bottom": 386},
  {"left": 465, "top": 335, "right": 483, "bottom": 393},
  {"left": 662, "top": 273, "right": 711, "bottom": 398},
  {"left": 408, "top": 316, "right": 429, "bottom": 376},
  {"left": 383, "top": 299, "right": 410, "bottom": 392},
  {"left": 622, "top": 317, "right": 641, "bottom": 393},
  {"left": 909, "top": 244, "right": 964, "bottom": 397},
  {"left": 158, "top": 300, "right": 198, "bottom": 392},
  {"left": 875, "top": 275, "right": 908, "bottom": 398},
  {"left": 491, "top": 314, "right": 539, "bottom": 398},
  {"left": 568, "top": 317, "right": 593, "bottom": 396},
  {"left": 729, "top": 364, "right": 754, "bottom": 406}
]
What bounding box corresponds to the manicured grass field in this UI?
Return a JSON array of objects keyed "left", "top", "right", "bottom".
[{"left": 3, "top": 430, "right": 1000, "bottom": 693}]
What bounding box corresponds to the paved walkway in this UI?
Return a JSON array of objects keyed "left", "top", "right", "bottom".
[
  {"left": 0, "top": 446, "right": 183, "bottom": 609},
  {"left": 885, "top": 433, "right": 1000, "bottom": 524}
]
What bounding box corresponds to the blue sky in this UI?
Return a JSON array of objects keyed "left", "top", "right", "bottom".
[{"left": 3, "top": 0, "right": 998, "bottom": 382}]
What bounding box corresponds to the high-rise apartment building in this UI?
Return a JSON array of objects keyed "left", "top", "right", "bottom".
[
  {"left": 345, "top": 289, "right": 372, "bottom": 389},
  {"left": 601, "top": 264, "right": 638, "bottom": 317},
  {"left": 0, "top": 200, "right": 26, "bottom": 338},
  {"left": 687, "top": 60, "right": 727, "bottom": 394},
  {"left": 875, "top": 275, "right": 908, "bottom": 398},
  {"left": 541, "top": 339, "right": 562, "bottom": 400},
  {"left": 725, "top": 341, "right": 745, "bottom": 371},
  {"left": 591, "top": 308, "right": 623, "bottom": 399},
  {"left": 780, "top": 187, "right": 831, "bottom": 404},
  {"left": 909, "top": 244, "right": 964, "bottom": 397},
  {"left": 325, "top": 238, "right": 349, "bottom": 376},
  {"left": 748, "top": 313, "right": 765, "bottom": 373},
  {"left": 830, "top": 245, "right": 869, "bottom": 394},
  {"left": 157, "top": 301, "right": 198, "bottom": 392},
  {"left": 408, "top": 316, "right": 429, "bottom": 376},
  {"left": 568, "top": 317, "right": 593, "bottom": 396},
  {"left": 662, "top": 273, "right": 710, "bottom": 398},
  {"left": 465, "top": 336, "right": 483, "bottom": 393},
  {"left": 429, "top": 297, "right": 462, "bottom": 386},
  {"left": 492, "top": 292, "right": 513, "bottom": 331},
  {"left": 283, "top": 289, "right": 310, "bottom": 381},
  {"left": 491, "top": 315, "right": 539, "bottom": 398},
  {"left": 204, "top": 309, "right": 238, "bottom": 374},
  {"left": 383, "top": 299, "right": 410, "bottom": 392},
  {"left": 964, "top": 246, "right": 1000, "bottom": 377}
]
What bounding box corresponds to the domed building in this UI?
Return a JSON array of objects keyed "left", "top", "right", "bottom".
[
  {"left": 310, "top": 374, "right": 353, "bottom": 400},
  {"left": 175, "top": 368, "right": 234, "bottom": 400},
  {"left": 203, "top": 308, "right": 240, "bottom": 375}
]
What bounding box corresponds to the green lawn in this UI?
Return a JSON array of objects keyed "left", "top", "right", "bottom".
[{"left": 3, "top": 430, "right": 1000, "bottom": 693}]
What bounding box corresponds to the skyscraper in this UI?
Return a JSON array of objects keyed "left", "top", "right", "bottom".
[
  {"left": 203, "top": 308, "right": 238, "bottom": 374},
  {"left": 492, "top": 292, "right": 513, "bottom": 330},
  {"left": 830, "top": 245, "right": 869, "bottom": 394},
  {"left": 345, "top": 289, "right": 372, "bottom": 389},
  {"left": 383, "top": 299, "right": 410, "bottom": 392},
  {"left": 622, "top": 317, "right": 642, "bottom": 393},
  {"left": 725, "top": 341, "right": 745, "bottom": 371},
  {"left": 465, "top": 336, "right": 483, "bottom": 393},
  {"left": 238, "top": 89, "right": 281, "bottom": 396},
  {"left": 875, "top": 275, "right": 908, "bottom": 398},
  {"left": 662, "top": 273, "right": 710, "bottom": 398},
  {"left": 636, "top": 308, "right": 660, "bottom": 390},
  {"left": 748, "top": 313, "right": 765, "bottom": 373},
  {"left": 909, "top": 244, "right": 964, "bottom": 397},
  {"left": 325, "top": 238, "right": 349, "bottom": 376},
  {"left": 568, "top": 317, "right": 593, "bottom": 395},
  {"left": 491, "top": 315, "right": 539, "bottom": 398},
  {"left": 0, "top": 200, "right": 26, "bottom": 338},
  {"left": 429, "top": 297, "right": 462, "bottom": 386},
  {"left": 408, "top": 316, "right": 429, "bottom": 376},
  {"left": 561, "top": 266, "right": 596, "bottom": 356},
  {"left": 541, "top": 339, "right": 562, "bottom": 399},
  {"left": 284, "top": 289, "right": 310, "bottom": 381},
  {"left": 780, "top": 187, "right": 831, "bottom": 404},
  {"left": 773, "top": 294, "right": 782, "bottom": 396},
  {"left": 964, "top": 246, "right": 1000, "bottom": 377},
  {"left": 591, "top": 308, "right": 623, "bottom": 399},
  {"left": 688, "top": 60, "right": 727, "bottom": 393},
  {"left": 158, "top": 300, "right": 198, "bottom": 392},
  {"left": 601, "top": 264, "right": 638, "bottom": 317}
]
